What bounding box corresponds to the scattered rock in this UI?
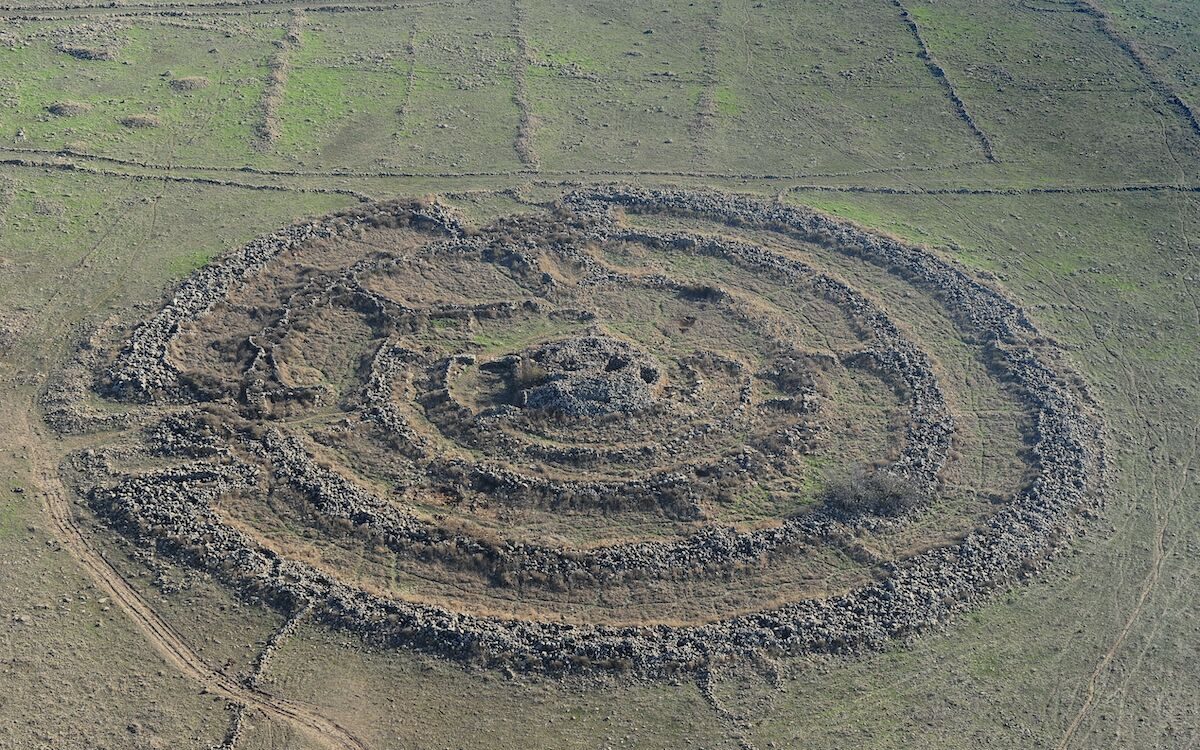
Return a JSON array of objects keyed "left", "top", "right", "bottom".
[{"left": 168, "top": 76, "right": 210, "bottom": 92}]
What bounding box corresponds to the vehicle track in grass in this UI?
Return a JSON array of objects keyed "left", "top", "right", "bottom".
[
  {"left": 1054, "top": 319, "right": 1195, "bottom": 750},
  {"left": 17, "top": 401, "right": 371, "bottom": 750}
]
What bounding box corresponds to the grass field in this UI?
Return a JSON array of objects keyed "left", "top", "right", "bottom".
[{"left": 1, "top": 0, "right": 1197, "bottom": 747}]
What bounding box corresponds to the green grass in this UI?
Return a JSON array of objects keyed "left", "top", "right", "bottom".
[
  {"left": 471, "top": 317, "right": 587, "bottom": 353},
  {"left": 274, "top": 19, "right": 411, "bottom": 164},
  {"left": 521, "top": 0, "right": 711, "bottom": 170},
  {"left": 0, "top": 20, "right": 277, "bottom": 165},
  {"left": 907, "top": 0, "right": 1198, "bottom": 182},
  {"left": 1108, "top": 0, "right": 1200, "bottom": 104},
  {"left": 164, "top": 248, "right": 217, "bottom": 278},
  {"left": 704, "top": 0, "right": 987, "bottom": 174},
  {"left": 714, "top": 85, "right": 739, "bottom": 116}
]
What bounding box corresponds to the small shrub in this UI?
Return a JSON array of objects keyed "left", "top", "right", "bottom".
[
  {"left": 514, "top": 357, "right": 547, "bottom": 387},
  {"left": 823, "top": 467, "right": 925, "bottom": 518},
  {"left": 676, "top": 283, "right": 726, "bottom": 302}
]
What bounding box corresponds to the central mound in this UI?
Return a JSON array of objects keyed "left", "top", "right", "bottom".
[
  {"left": 63, "top": 187, "right": 1102, "bottom": 675},
  {"left": 514, "top": 335, "right": 661, "bottom": 417}
]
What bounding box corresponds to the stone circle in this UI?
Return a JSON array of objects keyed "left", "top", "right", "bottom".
[{"left": 60, "top": 187, "right": 1104, "bottom": 675}]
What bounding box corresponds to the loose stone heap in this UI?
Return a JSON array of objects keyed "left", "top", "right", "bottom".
[
  {"left": 59, "top": 187, "right": 1103, "bottom": 675},
  {"left": 517, "top": 335, "right": 662, "bottom": 417}
]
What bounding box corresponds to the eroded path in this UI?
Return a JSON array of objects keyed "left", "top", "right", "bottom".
[{"left": 17, "top": 400, "right": 370, "bottom": 750}]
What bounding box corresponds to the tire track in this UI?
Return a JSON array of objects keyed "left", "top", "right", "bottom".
[
  {"left": 1053, "top": 343, "right": 1193, "bottom": 749},
  {"left": 1055, "top": 499, "right": 1168, "bottom": 750},
  {"left": 18, "top": 403, "right": 370, "bottom": 750},
  {"left": 218, "top": 601, "right": 314, "bottom": 750}
]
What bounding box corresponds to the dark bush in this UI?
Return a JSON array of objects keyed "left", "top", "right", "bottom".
[
  {"left": 513, "top": 357, "right": 547, "bottom": 387},
  {"left": 822, "top": 468, "right": 925, "bottom": 518}
]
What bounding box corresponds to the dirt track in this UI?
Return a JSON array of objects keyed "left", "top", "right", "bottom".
[
  {"left": 1054, "top": 356, "right": 1195, "bottom": 750},
  {"left": 18, "top": 401, "right": 370, "bottom": 750}
]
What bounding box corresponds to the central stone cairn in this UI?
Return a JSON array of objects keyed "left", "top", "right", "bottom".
[
  {"left": 514, "top": 335, "right": 661, "bottom": 417},
  {"left": 58, "top": 187, "right": 1102, "bottom": 675}
]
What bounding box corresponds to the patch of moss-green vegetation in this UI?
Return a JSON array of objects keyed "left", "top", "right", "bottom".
[{"left": 0, "top": 20, "right": 277, "bottom": 166}]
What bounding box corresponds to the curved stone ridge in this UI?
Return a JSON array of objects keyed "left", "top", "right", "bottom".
[{"left": 67, "top": 187, "right": 1102, "bottom": 675}]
